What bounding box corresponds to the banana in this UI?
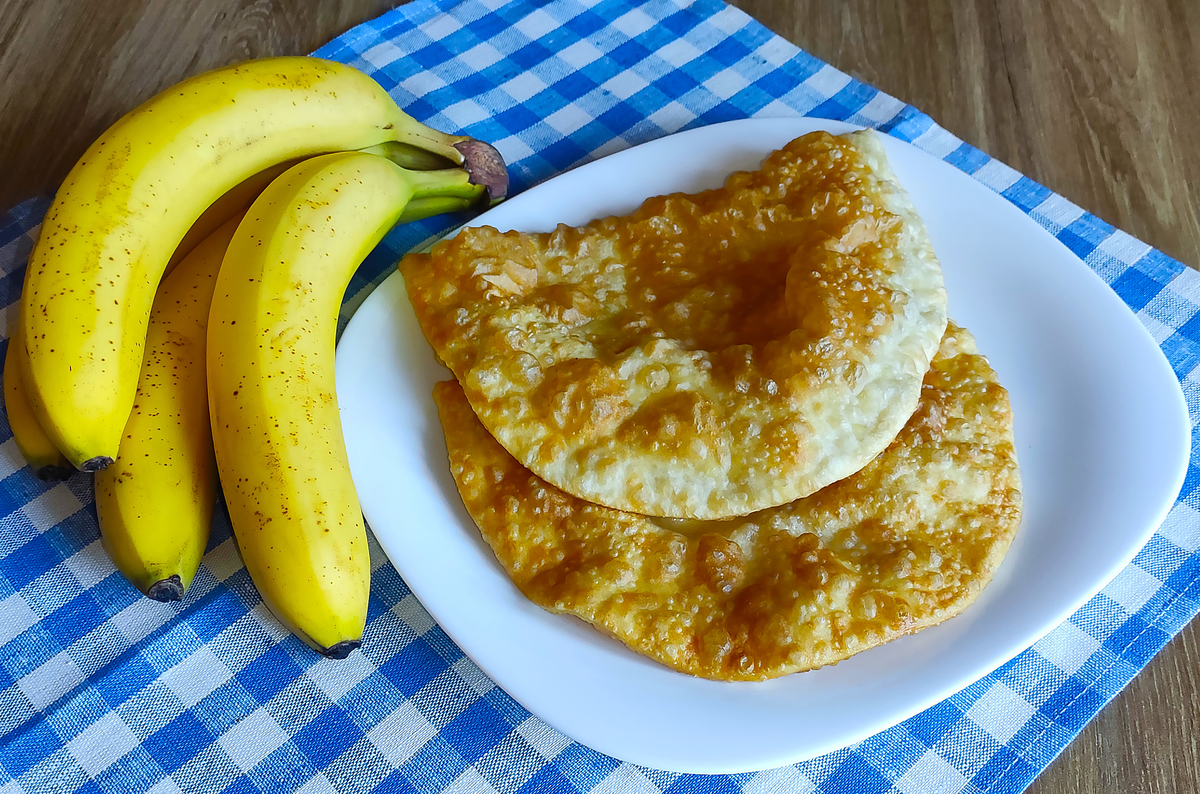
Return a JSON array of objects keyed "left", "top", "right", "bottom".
[
  {"left": 93, "top": 217, "right": 238, "bottom": 602},
  {"left": 20, "top": 55, "right": 507, "bottom": 471},
  {"left": 4, "top": 157, "right": 287, "bottom": 484},
  {"left": 165, "top": 162, "right": 297, "bottom": 274},
  {"left": 208, "top": 152, "right": 491, "bottom": 658},
  {"left": 5, "top": 322, "right": 72, "bottom": 482}
]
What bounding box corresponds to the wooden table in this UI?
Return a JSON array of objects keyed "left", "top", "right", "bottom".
[{"left": 1, "top": 1, "right": 1196, "bottom": 790}]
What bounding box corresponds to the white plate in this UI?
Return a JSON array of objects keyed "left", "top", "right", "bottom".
[{"left": 335, "top": 118, "right": 1190, "bottom": 773}]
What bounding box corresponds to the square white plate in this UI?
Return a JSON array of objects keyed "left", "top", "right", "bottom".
[{"left": 334, "top": 118, "right": 1189, "bottom": 773}]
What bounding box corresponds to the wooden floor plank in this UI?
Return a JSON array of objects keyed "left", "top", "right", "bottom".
[{"left": 0, "top": 0, "right": 399, "bottom": 213}]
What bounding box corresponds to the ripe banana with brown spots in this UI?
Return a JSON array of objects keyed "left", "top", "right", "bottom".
[
  {"left": 19, "top": 55, "right": 505, "bottom": 471},
  {"left": 207, "top": 151, "right": 497, "bottom": 657},
  {"left": 93, "top": 217, "right": 241, "bottom": 602},
  {"left": 4, "top": 320, "right": 72, "bottom": 482}
]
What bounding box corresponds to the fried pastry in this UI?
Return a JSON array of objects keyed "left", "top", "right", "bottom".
[
  {"left": 402, "top": 130, "right": 948, "bottom": 519},
  {"left": 434, "top": 323, "right": 1021, "bottom": 681}
]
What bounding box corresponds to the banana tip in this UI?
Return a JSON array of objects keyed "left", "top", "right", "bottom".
[
  {"left": 319, "top": 640, "right": 361, "bottom": 660},
  {"left": 454, "top": 140, "right": 509, "bottom": 202},
  {"left": 146, "top": 575, "right": 185, "bottom": 602},
  {"left": 81, "top": 455, "right": 114, "bottom": 472}
]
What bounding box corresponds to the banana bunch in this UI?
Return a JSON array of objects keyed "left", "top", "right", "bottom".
[{"left": 4, "top": 56, "right": 507, "bottom": 657}]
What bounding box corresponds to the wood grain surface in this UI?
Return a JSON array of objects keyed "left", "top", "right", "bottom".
[{"left": 1, "top": 0, "right": 1197, "bottom": 791}]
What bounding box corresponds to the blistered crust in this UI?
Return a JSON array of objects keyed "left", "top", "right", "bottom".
[
  {"left": 404, "top": 130, "right": 948, "bottom": 518},
  {"left": 435, "top": 323, "right": 1022, "bottom": 681}
]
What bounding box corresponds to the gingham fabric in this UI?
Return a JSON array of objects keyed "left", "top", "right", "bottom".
[{"left": 0, "top": 0, "right": 1195, "bottom": 791}]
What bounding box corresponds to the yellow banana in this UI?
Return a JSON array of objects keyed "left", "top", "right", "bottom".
[
  {"left": 5, "top": 321, "right": 71, "bottom": 482},
  {"left": 4, "top": 158, "right": 287, "bottom": 484},
  {"left": 165, "top": 162, "right": 297, "bottom": 274},
  {"left": 20, "top": 55, "right": 506, "bottom": 471},
  {"left": 208, "top": 152, "right": 491, "bottom": 657},
  {"left": 94, "top": 217, "right": 239, "bottom": 602}
]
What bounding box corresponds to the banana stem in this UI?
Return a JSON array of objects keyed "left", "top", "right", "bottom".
[
  {"left": 360, "top": 141, "right": 456, "bottom": 171},
  {"left": 403, "top": 167, "right": 485, "bottom": 202},
  {"left": 396, "top": 195, "right": 479, "bottom": 224},
  {"left": 389, "top": 129, "right": 467, "bottom": 169},
  {"left": 368, "top": 138, "right": 509, "bottom": 202}
]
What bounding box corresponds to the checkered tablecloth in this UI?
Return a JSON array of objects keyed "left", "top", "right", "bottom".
[{"left": 2, "top": 0, "right": 1196, "bottom": 791}]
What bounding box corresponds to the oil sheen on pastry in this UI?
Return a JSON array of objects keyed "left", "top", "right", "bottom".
[
  {"left": 404, "top": 130, "right": 948, "bottom": 519},
  {"left": 434, "top": 323, "right": 1021, "bottom": 681}
]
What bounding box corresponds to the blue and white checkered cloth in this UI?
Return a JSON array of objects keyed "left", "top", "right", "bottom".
[{"left": 1, "top": 0, "right": 1196, "bottom": 791}]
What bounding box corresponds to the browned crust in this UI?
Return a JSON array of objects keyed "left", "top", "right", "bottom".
[
  {"left": 404, "top": 130, "right": 948, "bottom": 519},
  {"left": 434, "top": 323, "right": 1021, "bottom": 681}
]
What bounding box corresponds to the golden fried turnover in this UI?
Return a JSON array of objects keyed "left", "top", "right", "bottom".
[
  {"left": 403, "top": 130, "right": 948, "bottom": 519},
  {"left": 435, "top": 323, "right": 1021, "bottom": 681}
]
